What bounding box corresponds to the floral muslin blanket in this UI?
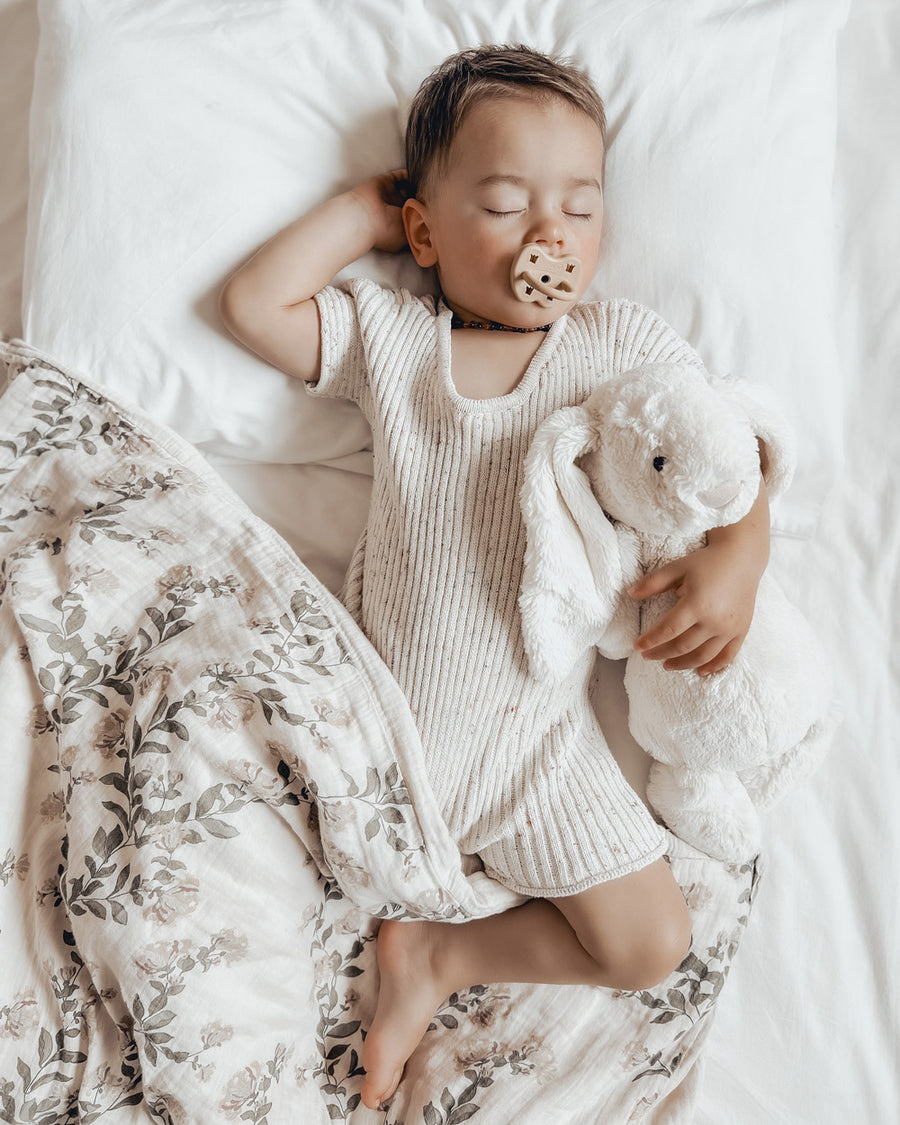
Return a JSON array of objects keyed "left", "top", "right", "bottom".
[{"left": 0, "top": 340, "right": 758, "bottom": 1124}]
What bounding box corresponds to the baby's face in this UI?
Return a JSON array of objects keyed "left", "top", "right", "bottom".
[{"left": 406, "top": 94, "right": 605, "bottom": 327}]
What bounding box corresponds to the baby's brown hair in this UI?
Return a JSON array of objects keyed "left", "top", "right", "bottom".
[{"left": 405, "top": 44, "right": 607, "bottom": 199}]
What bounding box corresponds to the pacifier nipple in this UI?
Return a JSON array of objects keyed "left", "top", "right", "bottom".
[{"left": 510, "top": 243, "right": 582, "bottom": 307}]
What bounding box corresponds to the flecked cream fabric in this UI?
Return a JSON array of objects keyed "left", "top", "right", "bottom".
[{"left": 310, "top": 279, "right": 705, "bottom": 896}]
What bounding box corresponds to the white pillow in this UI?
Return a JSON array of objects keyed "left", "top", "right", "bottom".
[{"left": 24, "top": 0, "right": 848, "bottom": 533}]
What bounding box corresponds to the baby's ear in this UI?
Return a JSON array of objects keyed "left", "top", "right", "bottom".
[
  {"left": 716, "top": 375, "right": 796, "bottom": 501},
  {"left": 519, "top": 405, "right": 624, "bottom": 683},
  {"left": 402, "top": 198, "right": 438, "bottom": 268}
]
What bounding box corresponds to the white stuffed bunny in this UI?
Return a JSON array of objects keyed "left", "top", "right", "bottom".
[{"left": 519, "top": 362, "right": 837, "bottom": 863}]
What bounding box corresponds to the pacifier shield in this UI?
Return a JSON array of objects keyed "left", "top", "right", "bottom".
[{"left": 510, "top": 244, "right": 582, "bottom": 307}]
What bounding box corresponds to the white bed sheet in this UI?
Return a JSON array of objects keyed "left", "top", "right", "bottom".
[
  {"left": 1, "top": 0, "right": 898, "bottom": 1121},
  {"left": 697, "top": 6, "right": 900, "bottom": 1120}
]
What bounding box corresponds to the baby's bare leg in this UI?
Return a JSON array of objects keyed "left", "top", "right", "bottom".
[{"left": 360, "top": 857, "right": 690, "bottom": 1110}]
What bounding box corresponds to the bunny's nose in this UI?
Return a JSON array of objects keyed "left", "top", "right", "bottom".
[{"left": 698, "top": 480, "right": 743, "bottom": 509}]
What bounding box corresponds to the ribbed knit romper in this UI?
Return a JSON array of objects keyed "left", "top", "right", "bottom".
[{"left": 310, "top": 279, "right": 705, "bottom": 896}]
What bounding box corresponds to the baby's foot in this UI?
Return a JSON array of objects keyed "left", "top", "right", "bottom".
[{"left": 360, "top": 918, "right": 451, "bottom": 1110}]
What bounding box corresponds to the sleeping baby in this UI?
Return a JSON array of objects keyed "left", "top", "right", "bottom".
[{"left": 219, "top": 44, "right": 771, "bottom": 1111}]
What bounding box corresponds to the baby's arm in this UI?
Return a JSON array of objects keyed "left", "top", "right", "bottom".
[
  {"left": 629, "top": 459, "right": 770, "bottom": 676},
  {"left": 218, "top": 172, "right": 408, "bottom": 382}
]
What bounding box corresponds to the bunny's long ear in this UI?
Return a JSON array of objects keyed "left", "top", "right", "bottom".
[
  {"left": 519, "top": 405, "right": 624, "bottom": 683},
  {"left": 717, "top": 375, "right": 797, "bottom": 501}
]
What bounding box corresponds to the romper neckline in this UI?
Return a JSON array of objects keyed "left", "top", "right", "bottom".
[{"left": 436, "top": 300, "right": 569, "bottom": 414}]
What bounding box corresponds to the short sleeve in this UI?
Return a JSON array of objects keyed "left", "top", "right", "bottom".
[
  {"left": 307, "top": 284, "right": 366, "bottom": 405},
  {"left": 307, "top": 279, "right": 436, "bottom": 421}
]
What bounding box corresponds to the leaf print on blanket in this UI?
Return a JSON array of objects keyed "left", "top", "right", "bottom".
[
  {"left": 427, "top": 985, "right": 508, "bottom": 1034},
  {"left": 0, "top": 939, "right": 142, "bottom": 1124},
  {"left": 0, "top": 368, "right": 147, "bottom": 474},
  {"left": 76, "top": 466, "right": 202, "bottom": 555},
  {"left": 202, "top": 586, "right": 354, "bottom": 726},
  {"left": 300, "top": 761, "right": 424, "bottom": 878},
  {"left": 215, "top": 1043, "right": 291, "bottom": 1123},
  {"left": 18, "top": 572, "right": 360, "bottom": 927},
  {"left": 299, "top": 893, "right": 373, "bottom": 1120},
  {"left": 398, "top": 1031, "right": 554, "bottom": 1125},
  {"left": 51, "top": 682, "right": 302, "bottom": 929},
  {"left": 24, "top": 572, "right": 346, "bottom": 727},
  {"left": 0, "top": 848, "right": 29, "bottom": 887},
  {"left": 130, "top": 929, "right": 248, "bottom": 1071}
]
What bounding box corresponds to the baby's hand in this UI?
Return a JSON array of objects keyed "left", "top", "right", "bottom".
[
  {"left": 629, "top": 472, "right": 770, "bottom": 676},
  {"left": 628, "top": 539, "right": 759, "bottom": 676},
  {"left": 351, "top": 170, "right": 412, "bottom": 254}
]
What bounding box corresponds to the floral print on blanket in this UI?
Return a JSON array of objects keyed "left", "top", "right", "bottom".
[{"left": 0, "top": 345, "right": 759, "bottom": 1123}]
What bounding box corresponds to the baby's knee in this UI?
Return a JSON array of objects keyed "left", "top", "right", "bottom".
[
  {"left": 587, "top": 903, "right": 693, "bottom": 992},
  {"left": 620, "top": 914, "right": 692, "bottom": 991}
]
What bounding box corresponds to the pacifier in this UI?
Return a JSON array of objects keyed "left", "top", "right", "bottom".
[{"left": 510, "top": 243, "right": 582, "bottom": 307}]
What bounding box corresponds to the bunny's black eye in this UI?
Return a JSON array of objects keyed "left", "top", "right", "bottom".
[{"left": 653, "top": 455, "right": 667, "bottom": 472}]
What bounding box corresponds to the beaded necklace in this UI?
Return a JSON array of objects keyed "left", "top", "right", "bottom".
[{"left": 450, "top": 312, "right": 552, "bottom": 333}]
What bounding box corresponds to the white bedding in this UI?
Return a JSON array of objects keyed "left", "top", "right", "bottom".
[
  {"left": 1, "top": 0, "right": 898, "bottom": 1121},
  {"left": 21, "top": 0, "right": 848, "bottom": 544}
]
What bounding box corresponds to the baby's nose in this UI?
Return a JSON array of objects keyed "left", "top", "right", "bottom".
[{"left": 527, "top": 215, "right": 564, "bottom": 247}]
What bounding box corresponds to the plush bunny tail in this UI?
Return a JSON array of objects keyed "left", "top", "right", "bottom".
[{"left": 738, "top": 698, "right": 842, "bottom": 809}]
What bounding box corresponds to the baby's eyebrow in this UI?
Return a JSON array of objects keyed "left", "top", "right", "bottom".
[
  {"left": 477, "top": 173, "right": 601, "bottom": 192},
  {"left": 477, "top": 174, "right": 528, "bottom": 188},
  {"left": 568, "top": 176, "right": 603, "bottom": 193}
]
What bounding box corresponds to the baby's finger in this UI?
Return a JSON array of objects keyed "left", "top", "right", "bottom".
[
  {"left": 634, "top": 604, "right": 702, "bottom": 655},
  {"left": 375, "top": 170, "right": 409, "bottom": 206},
  {"left": 628, "top": 562, "right": 684, "bottom": 600},
  {"left": 663, "top": 635, "right": 729, "bottom": 672},
  {"left": 385, "top": 169, "right": 413, "bottom": 203},
  {"left": 637, "top": 622, "right": 709, "bottom": 662}
]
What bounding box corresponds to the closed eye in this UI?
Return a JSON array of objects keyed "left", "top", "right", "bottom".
[
  {"left": 564, "top": 212, "right": 593, "bottom": 220},
  {"left": 486, "top": 209, "right": 525, "bottom": 218}
]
